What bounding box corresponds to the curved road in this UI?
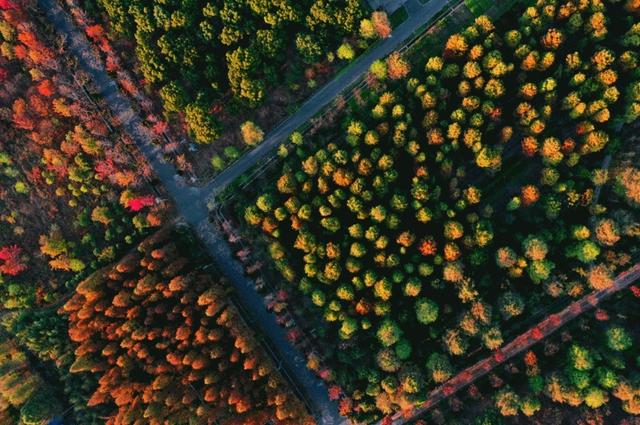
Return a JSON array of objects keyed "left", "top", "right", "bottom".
[
  {"left": 382, "top": 262, "right": 640, "bottom": 425},
  {"left": 36, "top": 0, "right": 457, "bottom": 423}
]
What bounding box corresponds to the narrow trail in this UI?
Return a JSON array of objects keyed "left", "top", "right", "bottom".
[{"left": 382, "top": 262, "right": 640, "bottom": 425}]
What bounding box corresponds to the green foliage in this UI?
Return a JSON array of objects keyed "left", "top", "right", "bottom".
[
  {"left": 415, "top": 298, "right": 439, "bottom": 324},
  {"left": 96, "top": 0, "right": 367, "bottom": 135},
  {"left": 426, "top": 352, "right": 453, "bottom": 383},
  {"left": 376, "top": 318, "right": 402, "bottom": 347},
  {"left": 185, "top": 100, "right": 221, "bottom": 144},
  {"left": 606, "top": 326, "right": 632, "bottom": 351}
]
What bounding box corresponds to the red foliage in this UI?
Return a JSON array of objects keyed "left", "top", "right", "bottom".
[
  {"left": 549, "top": 314, "right": 561, "bottom": 326},
  {"left": 0, "top": 67, "right": 7, "bottom": 81},
  {"left": 12, "top": 98, "right": 34, "bottom": 130},
  {"left": 28, "top": 93, "right": 50, "bottom": 116},
  {"left": 531, "top": 327, "right": 543, "bottom": 340},
  {"left": 151, "top": 120, "right": 168, "bottom": 136},
  {"left": 286, "top": 327, "right": 302, "bottom": 343},
  {"left": 37, "top": 79, "right": 55, "bottom": 97},
  {"left": 94, "top": 158, "right": 116, "bottom": 180},
  {"left": 85, "top": 24, "right": 105, "bottom": 41},
  {"left": 338, "top": 397, "right": 353, "bottom": 416},
  {"left": 127, "top": 196, "right": 155, "bottom": 212},
  {"left": 318, "top": 368, "right": 331, "bottom": 380},
  {"left": 0, "top": 245, "right": 26, "bottom": 276},
  {"left": 17, "top": 30, "right": 39, "bottom": 50},
  {"left": 327, "top": 385, "right": 342, "bottom": 401},
  {"left": 523, "top": 350, "right": 537, "bottom": 367},
  {"left": 0, "top": 0, "right": 18, "bottom": 10},
  {"left": 630, "top": 285, "right": 640, "bottom": 297},
  {"left": 561, "top": 138, "right": 576, "bottom": 153},
  {"left": 419, "top": 237, "right": 437, "bottom": 256},
  {"left": 442, "top": 385, "right": 455, "bottom": 396},
  {"left": 521, "top": 184, "right": 540, "bottom": 206},
  {"left": 276, "top": 289, "right": 288, "bottom": 301},
  {"left": 595, "top": 309, "right": 609, "bottom": 321}
]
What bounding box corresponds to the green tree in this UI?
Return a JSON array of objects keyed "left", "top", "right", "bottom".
[
  {"left": 498, "top": 291, "right": 524, "bottom": 319},
  {"left": 606, "top": 327, "right": 632, "bottom": 351},
  {"left": 377, "top": 319, "right": 402, "bottom": 347},
  {"left": 296, "top": 33, "right": 323, "bottom": 63},
  {"left": 425, "top": 352, "right": 453, "bottom": 383},
  {"left": 415, "top": 298, "right": 439, "bottom": 324},
  {"left": 185, "top": 100, "right": 220, "bottom": 144}
]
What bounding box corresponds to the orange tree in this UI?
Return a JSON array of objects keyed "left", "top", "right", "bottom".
[{"left": 62, "top": 226, "right": 313, "bottom": 425}]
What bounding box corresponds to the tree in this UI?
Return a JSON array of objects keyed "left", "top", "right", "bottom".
[
  {"left": 240, "top": 121, "right": 264, "bottom": 147},
  {"left": 415, "top": 298, "right": 438, "bottom": 324},
  {"left": 521, "top": 185, "right": 540, "bottom": 206},
  {"left": 482, "top": 327, "right": 504, "bottom": 350},
  {"left": 444, "top": 329, "right": 468, "bottom": 356},
  {"left": 495, "top": 247, "right": 517, "bottom": 268},
  {"left": 372, "top": 11, "right": 391, "bottom": 38},
  {"left": 159, "top": 81, "right": 187, "bottom": 113},
  {"left": 62, "top": 228, "right": 311, "bottom": 423},
  {"left": 444, "top": 34, "right": 468, "bottom": 58},
  {"left": 0, "top": 245, "right": 26, "bottom": 276},
  {"left": 523, "top": 236, "right": 548, "bottom": 260},
  {"left": 519, "top": 396, "right": 541, "bottom": 416},
  {"left": 494, "top": 388, "right": 520, "bottom": 416},
  {"left": 499, "top": 291, "right": 524, "bottom": 319},
  {"left": 337, "top": 43, "right": 355, "bottom": 61},
  {"left": 426, "top": 352, "right": 453, "bottom": 383},
  {"left": 606, "top": 327, "right": 632, "bottom": 351},
  {"left": 568, "top": 344, "right": 593, "bottom": 371},
  {"left": 377, "top": 319, "right": 402, "bottom": 347},
  {"left": 185, "top": 101, "right": 220, "bottom": 144},
  {"left": 387, "top": 52, "right": 410, "bottom": 80},
  {"left": 588, "top": 264, "right": 613, "bottom": 290},
  {"left": 616, "top": 167, "right": 640, "bottom": 205},
  {"left": 20, "top": 390, "right": 60, "bottom": 425},
  {"left": 584, "top": 387, "right": 608, "bottom": 408},
  {"left": 370, "top": 59, "right": 387, "bottom": 80},
  {"left": 296, "top": 33, "right": 323, "bottom": 63},
  {"left": 359, "top": 18, "right": 376, "bottom": 39},
  {"left": 376, "top": 348, "right": 400, "bottom": 372},
  {"left": 594, "top": 219, "right": 620, "bottom": 246}
]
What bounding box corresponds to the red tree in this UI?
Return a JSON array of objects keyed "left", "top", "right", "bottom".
[
  {"left": 0, "top": 245, "right": 26, "bottom": 276},
  {"left": 127, "top": 195, "right": 155, "bottom": 212},
  {"left": 85, "top": 24, "right": 105, "bottom": 40},
  {"left": 37, "top": 79, "right": 55, "bottom": 97},
  {"left": 0, "top": 0, "right": 18, "bottom": 10}
]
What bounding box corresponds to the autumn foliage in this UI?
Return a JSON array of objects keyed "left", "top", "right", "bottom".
[
  {"left": 0, "top": 245, "right": 26, "bottom": 276},
  {"left": 0, "top": 2, "right": 163, "bottom": 309},
  {"left": 62, "top": 228, "right": 312, "bottom": 424}
]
